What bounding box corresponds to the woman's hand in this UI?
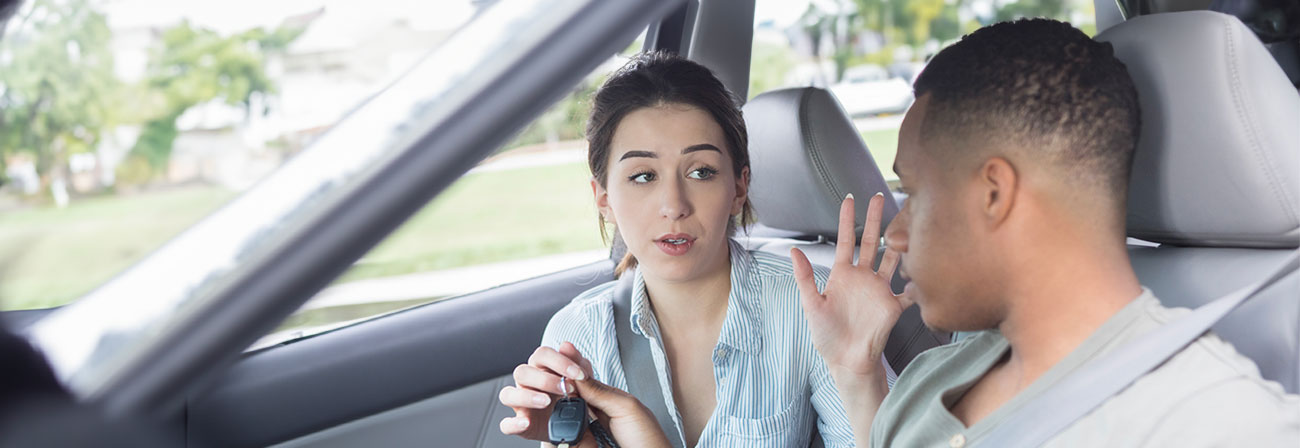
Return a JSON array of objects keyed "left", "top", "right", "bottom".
[
  {"left": 498, "top": 341, "right": 594, "bottom": 441},
  {"left": 571, "top": 376, "right": 673, "bottom": 448}
]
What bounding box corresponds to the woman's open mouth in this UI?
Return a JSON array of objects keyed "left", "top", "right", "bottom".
[{"left": 655, "top": 234, "right": 696, "bottom": 256}]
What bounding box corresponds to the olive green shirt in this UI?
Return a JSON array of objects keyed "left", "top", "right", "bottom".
[{"left": 870, "top": 290, "right": 1300, "bottom": 447}]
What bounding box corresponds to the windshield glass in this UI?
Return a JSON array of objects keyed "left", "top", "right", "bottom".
[{"left": 19, "top": 0, "right": 592, "bottom": 398}]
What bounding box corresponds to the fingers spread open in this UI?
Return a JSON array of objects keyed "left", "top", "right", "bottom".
[
  {"left": 861, "top": 193, "right": 885, "bottom": 261},
  {"left": 835, "top": 194, "right": 858, "bottom": 266},
  {"left": 878, "top": 247, "right": 900, "bottom": 280},
  {"left": 789, "top": 248, "right": 824, "bottom": 301}
]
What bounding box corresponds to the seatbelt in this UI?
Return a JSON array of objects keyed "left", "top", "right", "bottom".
[
  {"left": 612, "top": 269, "right": 685, "bottom": 448},
  {"left": 975, "top": 250, "right": 1299, "bottom": 447}
]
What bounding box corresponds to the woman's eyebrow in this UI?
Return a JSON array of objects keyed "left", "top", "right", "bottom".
[
  {"left": 682, "top": 144, "right": 721, "bottom": 154},
  {"left": 618, "top": 150, "right": 657, "bottom": 161}
]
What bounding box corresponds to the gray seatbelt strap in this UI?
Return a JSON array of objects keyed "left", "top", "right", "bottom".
[
  {"left": 612, "top": 269, "right": 685, "bottom": 448},
  {"left": 976, "top": 250, "right": 1299, "bottom": 447}
]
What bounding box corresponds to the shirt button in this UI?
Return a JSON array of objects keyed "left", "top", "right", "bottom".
[
  {"left": 949, "top": 433, "right": 966, "bottom": 448},
  {"left": 715, "top": 347, "right": 728, "bottom": 358}
]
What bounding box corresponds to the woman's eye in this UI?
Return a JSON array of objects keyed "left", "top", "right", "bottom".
[
  {"left": 629, "top": 172, "right": 655, "bottom": 183},
  {"left": 687, "top": 167, "right": 718, "bottom": 180}
]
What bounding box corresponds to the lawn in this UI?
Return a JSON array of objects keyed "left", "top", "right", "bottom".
[{"left": 0, "top": 161, "right": 606, "bottom": 310}]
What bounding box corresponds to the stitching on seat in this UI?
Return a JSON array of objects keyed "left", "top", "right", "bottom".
[
  {"left": 1224, "top": 14, "right": 1299, "bottom": 225},
  {"left": 799, "top": 89, "right": 848, "bottom": 218}
]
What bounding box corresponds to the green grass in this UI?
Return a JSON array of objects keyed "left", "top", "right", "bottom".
[
  {"left": 0, "top": 187, "right": 237, "bottom": 310},
  {"left": 861, "top": 128, "right": 900, "bottom": 180},
  {"left": 0, "top": 162, "right": 607, "bottom": 310},
  {"left": 336, "top": 162, "right": 605, "bottom": 282}
]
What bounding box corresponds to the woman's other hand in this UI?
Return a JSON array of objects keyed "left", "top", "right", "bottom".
[{"left": 571, "top": 376, "right": 672, "bottom": 448}]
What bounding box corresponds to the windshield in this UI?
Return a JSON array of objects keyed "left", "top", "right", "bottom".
[{"left": 21, "top": 0, "right": 595, "bottom": 400}]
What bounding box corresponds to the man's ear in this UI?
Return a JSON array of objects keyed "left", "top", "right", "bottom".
[
  {"left": 592, "top": 178, "right": 614, "bottom": 225},
  {"left": 732, "top": 166, "right": 750, "bottom": 215},
  {"left": 979, "top": 157, "right": 1018, "bottom": 228}
]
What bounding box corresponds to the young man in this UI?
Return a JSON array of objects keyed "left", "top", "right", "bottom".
[{"left": 790, "top": 18, "right": 1300, "bottom": 446}]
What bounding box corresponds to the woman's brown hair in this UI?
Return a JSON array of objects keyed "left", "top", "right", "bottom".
[{"left": 586, "top": 51, "right": 753, "bottom": 276}]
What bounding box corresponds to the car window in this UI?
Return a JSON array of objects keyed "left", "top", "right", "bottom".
[
  {"left": 749, "top": 0, "right": 1100, "bottom": 185},
  {"left": 256, "top": 44, "right": 645, "bottom": 348},
  {"left": 16, "top": 0, "right": 641, "bottom": 395},
  {"left": 0, "top": 0, "right": 481, "bottom": 312}
]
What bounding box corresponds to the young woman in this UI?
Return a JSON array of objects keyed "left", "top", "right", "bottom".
[{"left": 497, "top": 51, "right": 886, "bottom": 447}]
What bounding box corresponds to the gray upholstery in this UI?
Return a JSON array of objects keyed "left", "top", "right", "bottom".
[
  {"left": 1098, "top": 11, "right": 1300, "bottom": 394},
  {"left": 1099, "top": 11, "right": 1300, "bottom": 248},
  {"left": 274, "top": 374, "right": 533, "bottom": 448},
  {"left": 740, "top": 87, "right": 947, "bottom": 373},
  {"left": 744, "top": 87, "right": 900, "bottom": 236}
]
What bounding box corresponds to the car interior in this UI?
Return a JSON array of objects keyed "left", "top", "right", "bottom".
[{"left": 2, "top": 0, "right": 1296, "bottom": 447}]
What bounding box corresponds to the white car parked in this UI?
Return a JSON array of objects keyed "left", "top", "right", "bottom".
[{"left": 828, "top": 64, "right": 915, "bottom": 117}]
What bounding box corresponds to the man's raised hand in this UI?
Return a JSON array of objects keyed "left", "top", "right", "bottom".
[{"left": 790, "top": 193, "right": 913, "bottom": 376}]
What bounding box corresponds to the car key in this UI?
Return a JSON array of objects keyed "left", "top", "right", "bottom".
[{"left": 548, "top": 377, "right": 587, "bottom": 448}]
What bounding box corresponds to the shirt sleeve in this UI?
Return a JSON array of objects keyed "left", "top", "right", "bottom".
[
  {"left": 811, "top": 354, "right": 859, "bottom": 447},
  {"left": 1138, "top": 379, "right": 1300, "bottom": 447},
  {"left": 805, "top": 264, "right": 859, "bottom": 447},
  {"left": 539, "top": 284, "right": 611, "bottom": 371}
]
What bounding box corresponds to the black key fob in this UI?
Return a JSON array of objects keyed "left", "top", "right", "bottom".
[{"left": 548, "top": 396, "right": 588, "bottom": 445}]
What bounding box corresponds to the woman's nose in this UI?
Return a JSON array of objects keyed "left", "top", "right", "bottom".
[{"left": 659, "top": 180, "right": 692, "bottom": 220}]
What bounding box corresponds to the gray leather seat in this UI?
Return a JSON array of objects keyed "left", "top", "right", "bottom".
[
  {"left": 741, "top": 86, "right": 949, "bottom": 373},
  {"left": 1097, "top": 11, "right": 1300, "bottom": 393}
]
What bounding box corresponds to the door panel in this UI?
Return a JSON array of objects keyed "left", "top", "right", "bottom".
[{"left": 186, "top": 260, "right": 614, "bottom": 447}]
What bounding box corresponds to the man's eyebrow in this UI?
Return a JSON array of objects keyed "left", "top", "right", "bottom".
[
  {"left": 618, "top": 150, "right": 657, "bottom": 161},
  {"left": 682, "top": 144, "right": 721, "bottom": 154}
]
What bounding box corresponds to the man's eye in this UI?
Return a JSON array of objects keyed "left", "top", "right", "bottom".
[
  {"left": 687, "top": 167, "right": 718, "bottom": 180},
  {"left": 629, "top": 172, "right": 655, "bottom": 183}
]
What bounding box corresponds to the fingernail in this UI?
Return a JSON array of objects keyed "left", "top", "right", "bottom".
[
  {"left": 846, "top": 193, "right": 854, "bottom": 200},
  {"left": 533, "top": 394, "right": 549, "bottom": 406},
  {"left": 567, "top": 366, "right": 585, "bottom": 380},
  {"left": 516, "top": 418, "right": 529, "bottom": 429},
  {"left": 875, "top": 192, "right": 884, "bottom": 197}
]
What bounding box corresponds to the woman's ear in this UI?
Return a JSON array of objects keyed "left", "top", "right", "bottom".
[
  {"left": 592, "top": 178, "right": 614, "bottom": 225},
  {"left": 732, "top": 165, "right": 750, "bottom": 215}
]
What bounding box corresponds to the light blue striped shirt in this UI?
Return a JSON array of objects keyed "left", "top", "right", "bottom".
[{"left": 542, "top": 239, "right": 887, "bottom": 447}]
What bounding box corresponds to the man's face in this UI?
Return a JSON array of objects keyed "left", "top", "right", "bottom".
[{"left": 885, "top": 95, "right": 1004, "bottom": 332}]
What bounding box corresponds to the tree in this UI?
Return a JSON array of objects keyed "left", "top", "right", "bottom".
[
  {"left": 124, "top": 21, "right": 303, "bottom": 178},
  {"left": 0, "top": 0, "right": 122, "bottom": 199}
]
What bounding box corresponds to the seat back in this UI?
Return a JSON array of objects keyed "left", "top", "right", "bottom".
[{"left": 1098, "top": 11, "right": 1300, "bottom": 393}]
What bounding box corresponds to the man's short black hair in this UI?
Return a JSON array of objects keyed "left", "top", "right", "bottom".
[{"left": 914, "top": 18, "right": 1140, "bottom": 207}]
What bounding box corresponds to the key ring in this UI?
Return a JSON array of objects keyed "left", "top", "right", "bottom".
[{"left": 560, "top": 376, "right": 570, "bottom": 399}]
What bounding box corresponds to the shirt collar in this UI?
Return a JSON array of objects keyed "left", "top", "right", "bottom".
[{"left": 629, "top": 239, "right": 764, "bottom": 354}]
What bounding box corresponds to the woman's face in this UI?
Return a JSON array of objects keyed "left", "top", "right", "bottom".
[{"left": 594, "top": 103, "right": 748, "bottom": 283}]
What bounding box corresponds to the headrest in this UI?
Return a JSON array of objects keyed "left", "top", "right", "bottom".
[
  {"left": 743, "top": 87, "right": 898, "bottom": 237},
  {"left": 1097, "top": 11, "right": 1300, "bottom": 248}
]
